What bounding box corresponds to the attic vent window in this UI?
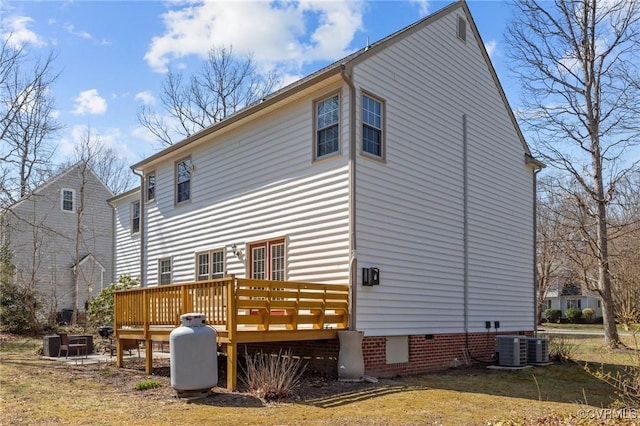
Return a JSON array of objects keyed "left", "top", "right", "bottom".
[{"left": 457, "top": 16, "right": 466, "bottom": 42}]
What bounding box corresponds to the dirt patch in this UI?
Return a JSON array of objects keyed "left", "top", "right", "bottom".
[{"left": 63, "top": 355, "right": 376, "bottom": 406}]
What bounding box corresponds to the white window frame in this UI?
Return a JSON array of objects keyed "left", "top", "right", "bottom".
[
  {"left": 131, "top": 201, "right": 140, "bottom": 234},
  {"left": 146, "top": 171, "right": 156, "bottom": 203},
  {"left": 362, "top": 92, "right": 385, "bottom": 159},
  {"left": 158, "top": 258, "right": 172, "bottom": 285},
  {"left": 314, "top": 93, "right": 340, "bottom": 160},
  {"left": 195, "top": 249, "right": 225, "bottom": 281},
  {"left": 61, "top": 188, "right": 75, "bottom": 212},
  {"left": 175, "top": 157, "right": 192, "bottom": 205}
]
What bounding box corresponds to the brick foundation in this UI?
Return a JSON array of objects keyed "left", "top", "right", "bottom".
[{"left": 237, "top": 331, "right": 532, "bottom": 378}]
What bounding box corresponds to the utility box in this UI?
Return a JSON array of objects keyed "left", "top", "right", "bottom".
[
  {"left": 527, "top": 337, "right": 549, "bottom": 364},
  {"left": 170, "top": 313, "right": 218, "bottom": 398},
  {"left": 495, "top": 335, "right": 527, "bottom": 367}
]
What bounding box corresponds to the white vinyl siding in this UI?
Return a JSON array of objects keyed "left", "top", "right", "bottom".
[
  {"left": 353, "top": 11, "right": 534, "bottom": 335},
  {"left": 142, "top": 79, "right": 350, "bottom": 287},
  {"left": 112, "top": 190, "right": 141, "bottom": 281}
]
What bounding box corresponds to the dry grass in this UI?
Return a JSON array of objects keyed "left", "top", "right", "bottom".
[{"left": 0, "top": 334, "right": 628, "bottom": 425}]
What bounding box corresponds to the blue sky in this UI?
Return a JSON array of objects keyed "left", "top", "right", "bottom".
[{"left": 1, "top": 0, "right": 517, "bottom": 165}]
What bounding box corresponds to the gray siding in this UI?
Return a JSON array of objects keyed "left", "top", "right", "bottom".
[{"left": 4, "top": 164, "right": 114, "bottom": 313}]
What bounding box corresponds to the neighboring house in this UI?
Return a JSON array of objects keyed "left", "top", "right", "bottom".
[
  {"left": 108, "top": 187, "right": 142, "bottom": 281},
  {"left": 544, "top": 281, "right": 603, "bottom": 319},
  {"left": 119, "top": 1, "right": 543, "bottom": 375},
  {"left": 1, "top": 162, "right": 114, "bottom": 319}
]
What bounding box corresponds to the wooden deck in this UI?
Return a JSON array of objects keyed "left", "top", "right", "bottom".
[{"left": 113, "top": 278, "right": 349, "bottom": 390}]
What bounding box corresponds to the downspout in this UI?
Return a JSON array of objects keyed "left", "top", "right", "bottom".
[
  {"left": 532, "top": 164, "right": 542, "bottom": 336},
  {"left": 340, "top": 63, "right": 357, "bottom": 331},
  {"left": 462, "top": 114, "right": 469, "bottom": 341},
  {"left": 132, "top": 168, "right": 145, "bottom": 287}
]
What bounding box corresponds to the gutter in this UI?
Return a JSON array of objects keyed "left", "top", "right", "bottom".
[{"left": 340, "top": 63, "right": 357, "bottom": 331}]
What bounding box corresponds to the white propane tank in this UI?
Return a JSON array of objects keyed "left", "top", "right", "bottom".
[{"left": 170, "top": 312, "right": 218, "bottom": 397}]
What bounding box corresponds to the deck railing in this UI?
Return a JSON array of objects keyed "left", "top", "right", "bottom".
[
  {"left": 113, "top": 278, "right": 349, "bottom": 389},
  {"left": 114, "top": 278, "right": 349, "bottom": 332}
]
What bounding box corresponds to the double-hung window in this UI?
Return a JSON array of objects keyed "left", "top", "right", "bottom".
[
  {"left": 131, "top": 201, "right": 140, "bottom": 234},
  {"left": 362, "top": 94, "right": 384, "bottom": 158},
  {"left": 159, "top": 258, "right": 172, "bottom": 285},
  {"left": 146, "top": 172, "right": 155, "bottom": 202},
  {"left": 249, "top": 238, "right": 285, "bottom": 281},
  {"left": 176, "top": 157, "right": 192, "bottom": 204},
  {"left": 61, "top": 189, "right": 75, "bottom": 212},
  {"left": 315, "top": 94, "right": 340, "bottom": 159},
  {"left": 196, "top": 249, "right": 225, "bottom": 281}
]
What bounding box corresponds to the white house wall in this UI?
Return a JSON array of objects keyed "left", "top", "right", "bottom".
[
  {"left": 353, "top": 10, "right": 534, "bottom": 335},
  {"left": 112, "top": 191, "right": 141, "bottom": 281},
  {"left": 143, "top": 84, "right": 351, "bottom": 286}
]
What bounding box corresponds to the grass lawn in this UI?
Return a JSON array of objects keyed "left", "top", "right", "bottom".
[{"left": 0, "top": 333, "right": 636, "bottom": 425}]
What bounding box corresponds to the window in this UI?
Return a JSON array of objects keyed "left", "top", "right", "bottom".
[
  {"left": 159, "top": 258, "right": 172, "bottom": 285},
  {"left": 61, "top": 189, "right": 75, "bottom": 212},
  {"left": 176, "top": 158, "right": 192, "bottom": 204},
  {"left": 196, "top": 249, "right": 225, "bottom": 281},
  {"left": 131, "top": 201, "right": 140, "bottom": 234},
  {"left": 249, "top": 238, "right": 286, "bottom": 281},
  {"left": 315, "top": 94, "right": 340, "bottom": 159},
  {"left": 146, "top": 172, "right": 155, "bottom": 202},
  {"left": 567, "top": 299, "right": 581, "bottom": 309},
  {"left": 362, "top": 94, "right": 384, "bottom": 157}
]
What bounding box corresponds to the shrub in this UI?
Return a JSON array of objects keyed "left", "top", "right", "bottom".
[
  {"left": 548, "top": 335, "right": 577, "bottom": 363},
  {"left": 240, "top": 349, "right": 307, "bottom": 401},
  {"left": 544, "top": 309, "right": 562, "bottom": 323},
  {"left": 0, "top": 242, "right": 43, "bottom": 334},
  {"left": 87, "top": 274, "right": 139, "bottom": 327},
  {"left": 565, "top": 307, "right": 583, "bottom": 324},
  {"left": 135, "top": 379, "right": 161, "bottom": 391},
  {"left": 582, "top": 308, "right": 595, "bottom": 323}
]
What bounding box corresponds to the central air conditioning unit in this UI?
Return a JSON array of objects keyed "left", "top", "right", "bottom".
[
  {"left": 527, "top": 337, "right": 549, "bottom": 364},
  {"left": 495, "top": 335, "right": 527, "bottom": 367}
]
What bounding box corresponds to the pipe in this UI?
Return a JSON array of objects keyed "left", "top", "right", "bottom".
[
  {"left": 532, "top": 165, "right": 542, "bottom": 335},
  {"left": 462, "top": 114, "right": 468, "bottom": 336},
  {"left": 340, "top": 63, "right": 357, "bottom": 331},
  {"left": 132, "top": 168, "right": 145, "bottom": 287}
]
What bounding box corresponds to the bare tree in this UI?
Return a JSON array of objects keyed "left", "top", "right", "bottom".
[
  {"left": 57, "top": 135, "right": 135, "bottom": 195},
  {"left": 536, "top": 176, "right": 572, "bottom": 323},
  {"left": 0, "top": 35, "right": 60, "bottom": 208},
  {"left": 507, "top": 0, "right": 640, "bottom": 347},
  {"left": 138, "top": 46, "right": 279, "bottom": 146}
]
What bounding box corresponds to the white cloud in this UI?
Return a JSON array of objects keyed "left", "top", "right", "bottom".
[
  {"left": 485, "top": 39, "right": 497, "bottom": 58},
  {"left": 135, "top": 91, "right": 156, "bottom": 105},
  {"left": 63, "top": 23, "right": 92, "bottom": 40},
  {"left": 144, "top": 0, "right": 365, "bottom": 73},
  {"left": 1, "top": 15, "right": 46, "bottom": 47},
  {"left": 72, "top": 89, "right": 107, "bottom": 115},
  {"left": 410, "top": 0, "right": 430, "bottom": 17}
]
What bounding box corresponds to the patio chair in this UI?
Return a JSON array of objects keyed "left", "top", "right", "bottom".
[{"left": 57, "top": 333, "right": 88, "bottom": 358}]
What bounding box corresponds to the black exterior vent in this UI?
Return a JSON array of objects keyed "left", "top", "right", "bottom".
[{"left": 457, "top": 16, "right": 467, "bottom": 42}]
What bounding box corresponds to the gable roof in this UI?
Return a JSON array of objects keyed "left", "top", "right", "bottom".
[
  {"left": 6, "top": 161, "right": 114, "bottom": 211},
  {"left": 73, "top": 253, "right": 106, "bottom": 272},
  {"left": 132, "top": 0, "right": 532, "bottom": 171}
]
